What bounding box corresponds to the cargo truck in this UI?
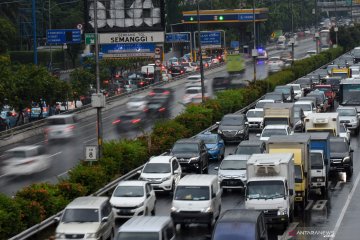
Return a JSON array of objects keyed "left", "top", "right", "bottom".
[
  {"left": 226, "top": 53, "right": 245, "bottom": 74},
  {"left": 305, "top": 112, "right": 339, "bottom": 137},
  {"left": 307, "top": 132, "right": 330, "bottom": 196},
  {"left": 245, "top": 153, "right": 295, "bottom": 229},
  {"left": 266, "top": 135, "right": 310, "bottom": 209},
  {"left": 263, "top": 103, "right": 295, "bottom": 128}
]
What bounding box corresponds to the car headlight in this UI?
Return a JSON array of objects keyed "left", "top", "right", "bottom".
[
  {"left": 343, "top": 156, "right": 351, "bottom": 163},
  {"left": 218, "top": 174, "right": 225, "bottom": 180},
  {"left": 277, "top": 208, "right": 288, "bottom": 216},
  {"left": 237, "top": 129, "right": 244, "bottom": 134},
  {"left": 201, "top": 207, "right": 213, "bottom": 213},
  {"left": 351, "top": 118, "right": 355, "bottom": 122},
  {"left": 218, "top": 129, "right": 222, "bottom": 134},
  {"left": 162, "top": 176, "right": 171, "bottom": 181},
  {"left": 86, "top": 233, "right": 98, "bottom": 238},
  {"left": 189, "top": 157, "right": 200, "bottom": 162},
  {"left": 171, "top": 206, "right": 179, "bottom": 212},
  {"left": 296, "top": 192, "right": 302, "bottom": 196},
  {"left": 55, "top": 233, "right": 65, "bottom": 239},
  {"left": 136, "top": 202, "right": 144, "bottom": 208}
]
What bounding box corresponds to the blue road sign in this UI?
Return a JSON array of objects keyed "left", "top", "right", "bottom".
[
  {"left": 165, "top": 33, "right": 190, "bottom": 43},
  {"left": 230, "top": 41, "right": 240, "bottom": 49},
  {"left": 47, "top": 29, "right": 81, "bottom": 44},
  {"left": 200, "top": 31, "right": 221, "bottom": 45},
  {"left": 101, "top": 43, "right": 156, "bottom": 53}
]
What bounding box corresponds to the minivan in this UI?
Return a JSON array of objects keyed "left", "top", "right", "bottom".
[
  {"left": 116, "top": 216, "right": 175, "bottom": 240},
  {"left": 171, "top": 174, "right": 222, "bottom": 228},
  {"left": 211, "top": 209, "right": 268, "bottom": 240}
]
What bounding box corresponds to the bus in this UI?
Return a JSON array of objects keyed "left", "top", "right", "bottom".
[
  {"left": 339, "top": 79, "right": 360, "bottom": 110},
  {"left": 319, "top": 29, "right": 332, "bottom": 51}
]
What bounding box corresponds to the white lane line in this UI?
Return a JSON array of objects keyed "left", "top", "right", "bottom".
[
  {"left": 48, "top": 151, "right": 62, "bottom": 158},
  {"left": 0, "top": 173, "right": 9, "bottom": 178},
  {"left": 57, "top": 171, "right": 68, "bottom": 178},
  {"left": 330, "top": 171, "right": 360, "bottom": 240},
  {"left": 83, "top": 138, "right": 96, "bottom": 144}
]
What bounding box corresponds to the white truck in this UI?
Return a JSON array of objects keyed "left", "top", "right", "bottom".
[
  {"left": 305, "top": 112, "right": 340, "bottom": 137},
  {"left": 245, "top": 153, "right": 295, "bottom": 229},
  {"left": 263, "top": 103, "right": 295, "bottom": 128}
]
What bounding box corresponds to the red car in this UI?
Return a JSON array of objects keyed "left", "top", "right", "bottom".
[{"left": 313, "top": 84, "right": 336, "bottom": 107}]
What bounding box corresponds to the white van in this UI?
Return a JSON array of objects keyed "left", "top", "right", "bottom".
[
  {"left": 171, "top": 174, "right": 222, "bottom": 228},
  {"left": 117, "top": 216, "right": 175, "bottom": 240}
]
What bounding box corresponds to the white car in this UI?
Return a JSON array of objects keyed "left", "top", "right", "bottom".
[
  {"left": 139, "top": 155, "right": 182, "bottom": 192},
  {"left": 350, "top": 66, "right": 360, "bottom": 78},
  {"left": 258, "top": 124, "right": 292, "bottom": 142},
  {"left": 339, "top": 124, "right": 351, "bottom": 144},
  {"left": 287, "top": 83, "right": 303, "bottom": 100},
  {"left": 46, "top": 114, "right": 77, "bottom": 140},
  {"left": 110, "top": 180, "right": 156, "bottom": 219},
  {"left": 255, "top": 99, "right": 275, "bottom": 109},
  {"left": 185, "top": 75, "right": 208, "bottom": 88},
  {"left": 2, "top": 145, "right": 50, "bottom": 175},
  {"left": 182, "top": 86, "right": 208, "bottom": 104},
  {"left": 126, "top": 96, "right": 148, "bottom": 112},
  {"left": 181, "top": 62, "right": 197, "bottom": 72},
  {"left": 268, "top": 56, "right": 285, "bottom": 73},
  {"left": 246, "top": 109, "right": 264, "bottom": 130},
  {"left": 294, "top": 101, "right": 317, "bottom": 117}
]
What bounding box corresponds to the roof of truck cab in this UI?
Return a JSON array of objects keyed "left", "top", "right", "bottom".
[
  {"left": 118, "top": 216, "right": 172, "bottom": 232},
  {"left": 294, "top": 132, "right": 330, "bottom": 140},
  {"left": 263, "top": 103, "right": 294, "bottom": 109},
  {"left": 305, "top": 112, "right": 339, "bottom": 118},
  {"left": 267, "top": 134, "right": 310, "bottom": 143},
  {"left": 218, "top": 209, "right": 263, "bottom": 223},
  {"left": 178, "top": 174, "right": 217, "bottom": 186},
  {"left": 248, "top": 153, "right": 294, "bottom": 163}
]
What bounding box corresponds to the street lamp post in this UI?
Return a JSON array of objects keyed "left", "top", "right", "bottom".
[
  {"left": 291, "top": 0, "right": 294, "bottom": 64},
  {"left": 196, "top": 0, "right": 205, "bottom": 103},
  {"left": 32, "top": 0, "right": 38, "bottom": 65},
  {"left": 252, "top": 0, "right": 257, "bottom": 82}
]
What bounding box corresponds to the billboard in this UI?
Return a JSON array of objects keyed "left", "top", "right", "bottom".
[{"left": 84, "top": 0, "right": 165, "bottom": 32}]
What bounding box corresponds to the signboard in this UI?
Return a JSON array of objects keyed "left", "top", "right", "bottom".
[
  {"left": 47, "top": 29, "right": 81, "bottom": 44},
  {"left": 99, "top": 32, "right": 164, "bottom": 44},
  {"left": 230, "top": 41, "right": 239, "bottom": 49},
  {"left": 85, "top": 33, "right": 96, "bottom": 44},
  {"left": 84, "top": 0, "right": 165, "bottom": 33},
  {"left": 85, "top": 145, "right": 97, "bottom": 161},
  {"left": 165, "top": 32, "right": 190, "bottom": 43},
  {"left": 200, "top": 31, "right": 221, "bottom": 45},
  {"left": 101, "top": 43, "right": 156, "bottom": 58}
]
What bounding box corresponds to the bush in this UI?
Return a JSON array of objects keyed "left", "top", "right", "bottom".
[
  {"left": 175, "top": 104, "right": 213, "bottom": 135},
  {"left": 0, "top": 194, "right": 24, "bottom": 239},
  {"left": 57, "top": 180, "right": 87, "bottom": 201},
  {"left": 149, "top": 119, "right": 191, "bottom": 155}
]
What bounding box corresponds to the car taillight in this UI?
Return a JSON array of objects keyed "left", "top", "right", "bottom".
[
  {"left": 11, "top": 112, "right": 16, "bottom": 117},
  {"left": 180, "top": 70, "right": 184, "bottom": 73},
  {"left": 143, "top": 108, "right": 149, "bottom": 112},
  {"left": 140, "top": 82, "right": 144, "bottom": 85},
  {"left": 159, "top": 107, "right": 166, "bottom": 112},
  {"left": 112, "top": 119, "right": 121, "bottom": 125},
  {"left": 43, "top": 107, "right": 48, "bottom": 112},
  {"left": 131, "top": 119, "right": 141, "bottom": 124},
  {"left": 149, "top": 92, "right": 156, "bottom": 96},
  {"left": 163, "top": 91, "right": 170, "bottom": 95},
  {"left": 218, "top": 56, "right": 221, "bottom": 59},
  {"left": 27, "top": 108, "right": 31, "bottom": 113},
  {"left": 65, "top": 125, "right": 75, "bottom": 131},
  {"left": 169, "top": 70, "right": 172, "bottom": 73},
  {"left": 18, "top": 159, "right": 35, "bottom": 166}
]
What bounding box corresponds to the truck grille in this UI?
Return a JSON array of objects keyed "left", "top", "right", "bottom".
[
  {"left": 331, "top": 158, "right": 342, "bottom": 164},
  {"left": 113, "top": 206, "right": 137, "bottom": 210},
  {"left": 221, "top": 179, "right": 244, "bottom": 187},
  {"left": 263, "top": 209, "right": 278, "bottom": 217},
  {"left": 222, "top": 130, "right": 237, "bottom": 137},
  {"left": 340, "top": 120, "right": 350, "bottom": 123},
  {"left": 65, "top": 234, "right": 85, "bottom": 239},
  {"left": 311, "top": 177, "right": 325, "bottom": 182}
]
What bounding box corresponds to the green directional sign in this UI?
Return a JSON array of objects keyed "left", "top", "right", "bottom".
[{"left": 85, "top": 33, "right": 96, "bottom": 44}]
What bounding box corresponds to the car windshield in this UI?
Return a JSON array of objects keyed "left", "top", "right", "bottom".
[
  {"left": 275, "top": 86, "right": 290, "bottom": 94},
  {"left": 113, "top": 186, "right": 144, "bottom": 197},
  {"left": 221, "top": 116, "right": 244, "bottom": 125},
  {"left": 172, "top": 143, "right": 199, "bottom": 153},
  {"left": 197, "top": 134, "right": 218, "bottom": 144},
  {"left": 314, "top": 87, "right": 331, "bottom": 93},
  {"left": 246, "top": 180, "right": 284, "bottom": 199},
  {"left": 117, "top": 232, "right": 159, "bottom": 240},
  {"left": 330, "top": 141, "right": 348, "bottom": 152},
  {"left": 295, "top": 104, "right": 311, "bottom": 111},
  {"left": 220, "top": 160, "right": 247, "bottom": 170},
  {"left": 296, "top": 78, "right": 311, "bottom": 84},
  {"left": 129, "top": 97, "right": 145, "bottom": 102},
  {"left": 311, "top": 152, "right": 324, "bottom": 169},
  {"left": 291, "top": 85, "right": 301, "bottom": 91},
  {"left": 261, "top": 128, "right": 287, "bottom": 137},
  {"left": 61, "top": 209, "right": 99, "bottom": 223},
  {"left": 246, "top": 111, "right": 264, "bottom": 118},
  {"left": 294, "top": 165, "right": 302, "bottom": 183},
  {"left": 174, "top": 186, "right": 209, "bottom": 201},
  {"left": 256, "top": 101, "right": 272, "bottom": 108},
  {"left": 265, "top": 94, "right": 282, "bottom": 101},
  {"left": 185, "top": 89, "right": 201, "bottom": 94},
  {"left": 337, "top": 108, "right": 357, "bottom": 116},
  {"left": 143, "top": 163, "right": 171, "bottom": 173},
  {"left": 8, "top": 151, "right": 27, "bottom": 158},
  {"left": 212, "top": 222, "right": 256, "bottom": 240},
  {"left": 235, "top": 146, "right": 262, "bottom": 155}
]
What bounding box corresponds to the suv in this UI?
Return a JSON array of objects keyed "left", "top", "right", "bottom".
[
  {"left": 139, "top": 156, "right": 182, "bottom": 192},
  {"left": 55, "top": 196, "right": 115, "bottom": 240},
  {"left": 329, "top": 137, "right": 353, "bottom": 177},
  {"left": 264, "top": 92, "right": 286, "bottom": 103},
  {"left": 170, "top": 138, "right": 209, "bottom": 174},
  {"left": 217, "top": 114, "right": 249, "bottom": 143},
  {"left": 246, "top": 109, "right": 264, "bottom": 130},
  {"left": 337, "top": 106, "right": 359, "bottom": 134},
  {"left": 46, "top": 114, "right": 77, "bottom": 140},
  {"left": 110, "top": 181, "right": 156, "bottom": 218}
]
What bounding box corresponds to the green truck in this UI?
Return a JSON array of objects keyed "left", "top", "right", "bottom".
[{"left": 226, "top": 53, "right": 245, "bottom": 74}]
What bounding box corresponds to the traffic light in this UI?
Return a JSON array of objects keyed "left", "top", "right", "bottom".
[
  {"left": 190, "top": 16, "right": 194, "bottom": 21},
  {"left": 219, "top": 15, "right": 224, "bottom": 21}
]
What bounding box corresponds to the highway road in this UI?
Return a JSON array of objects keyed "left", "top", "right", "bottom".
[{"left": 0, "top": 38, "right": 315, "bottom": 197}]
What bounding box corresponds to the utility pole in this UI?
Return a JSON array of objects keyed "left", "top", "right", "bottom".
[
  {"left": 291, "top": 0, "right": 294, "bottom": 64},
  {"left": 93, "top": 0, "right": 103, "bottom": 158},
  {"left": 48, "top": 0, "right": 52, "bottom": 69},
  {"left": 197, "top": 0, "right": 205, "bottom": 103},
  {"left": 252, "top": 0, "right": 257, "bottom": 82},
  {"left": 32, "top": 0, "right": 38, "bottom": 65}
]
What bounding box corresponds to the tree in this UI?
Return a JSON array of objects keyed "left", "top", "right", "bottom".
[
  {"left": 0, "top": 17, "right": 16, "bottom": 54},
  {"left": 70, "top": 69, "right": 95, "bottom": 106}
]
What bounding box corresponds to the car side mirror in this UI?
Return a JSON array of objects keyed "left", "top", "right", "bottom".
[
  {"left": 101, "top": 217, "right": 108, "bottom": 223},
  {"left": 214, "top": 167, "right": 219, "bottom": 170},
  {"left": 256, "top": 133, "right": 261, "bottom": 137},
  {"left": 245, "top": 122, "right": 249, "bottom": 125},
  {"left": 174, "top": 169, "right": 181, "bottom": 174},
  {"left": 137, "top": 170, "right": 142, "bottom": 174},
  {"left": 216, "top": 121, "right": 220, "bottom": 125},
  {"left": 54, "top": 216, "right": 60, "bottom": 223},
  {"left": 289, "top": 189, "right": 294, "bottom": 195},
  {"left": 350, "top": 148, "right": 354, "bottom": 152}
]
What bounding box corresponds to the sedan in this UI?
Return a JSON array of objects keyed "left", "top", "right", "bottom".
[
  {"left": 195, "top": 132, "right": 225, "bottom": 161},
  {"left": 268, "top": 56, "right": 285, "bottom": 73},
  {"left": 112, "top": 111, "right": 148, "bottom": 132},
  {"left": 126, "top": 96, "right": 149, "bottom": 112}
]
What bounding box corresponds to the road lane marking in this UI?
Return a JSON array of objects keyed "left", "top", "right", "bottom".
[
  {"left": 0, "top": 173, "right": 9, "bottom": 178},
  {"left": 278, "top": 222, "right": 299, "bottom": 240},
  {"left": 312, "top": 200, "right": 327, "bottom": 211},
  {"left": 83, "top": 138, "right": 96, "bottom": 144},
  {"left": 305, "top": 200, "right": 314, "bottom": 211},
  {"left": 330, "top": 170, "right": 360, "bottom": 239},
  {"left": 48, "top": 151, "right": 62, "bottom": 158}
]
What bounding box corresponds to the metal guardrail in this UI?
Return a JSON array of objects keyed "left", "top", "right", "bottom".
[{"left": 0, "top": 63, "right": 226, "bottom": 140}]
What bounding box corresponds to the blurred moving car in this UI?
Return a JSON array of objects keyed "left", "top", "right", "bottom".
[
  {"left": 110, "top": 180, "right": 156, "bottom": 218},
  {"left": 181, "top": 62, "right": 197, "bottom": 72},
  {"left": 147, "top": 97, "right": 171, "bottom": 118},
  {"left": 268, "top": 56, "right": 285, "bottom": 73},
  {"left": 126, "top": 96, "right": 149, "bottom": 112},
  {"left": 112, "top": 111, "right": 147, "bottom": 132},
  {"left": 0, "top": 105, "right": 18, "bottom": 128},
  {"left": 195, "top": 132, "right": 225, "bottom": 161},
  {"left": 168, "top": 65, "right": 186, "bottom": 77},
  {"left": 2, "top": 145, "right": 50, "bottom": 175},
  {"left": 182, "top": 86, "right": 209, "bottom": 105},
  {"left": 45, "top": 114, "right": 77, "bottom": 140}
]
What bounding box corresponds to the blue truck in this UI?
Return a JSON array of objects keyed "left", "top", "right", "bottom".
[{"left": 308, "top": 132, "right": 330, "bottom": 196}]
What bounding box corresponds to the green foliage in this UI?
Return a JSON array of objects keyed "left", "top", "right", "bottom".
[
  {"left": 9, "top": 50, "right": 64, "bottom": 67},
  {"left": 150, "top": 120, "right": 191, "bottom": 155},
  {"left": 0, "top": 194, "right": 24, "bottom": 239},
  {"left": 175, "top": 105, "right": 213, "bottom": 135},
  {"left": 0, "top": 17, "right": 16, "bottom": 54},
  {"left": 70, "top": 68, "right": 95, "bottom": 101},
  {"left": 57, "top": 180, "right": 87, "bottom": 201}
]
